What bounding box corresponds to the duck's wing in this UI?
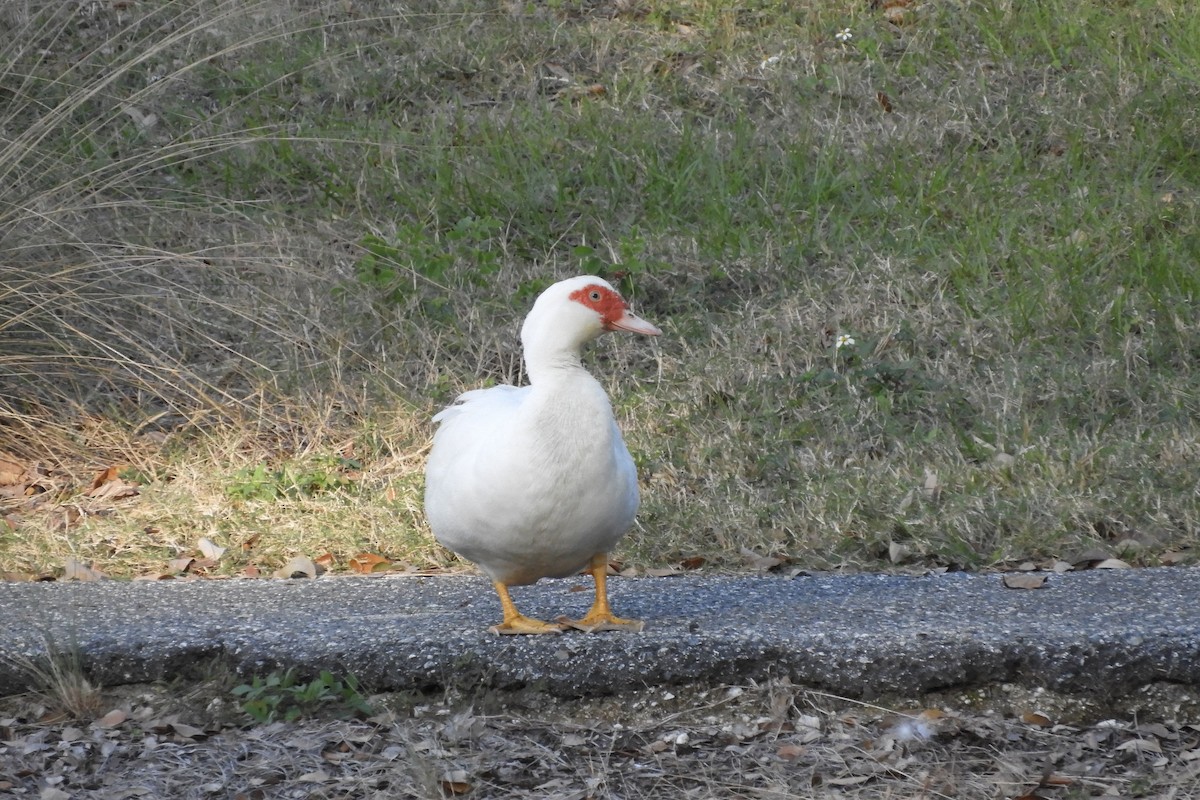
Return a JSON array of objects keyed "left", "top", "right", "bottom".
[{"left": 432, "top": 384, "right": 526, "bottom": 426}]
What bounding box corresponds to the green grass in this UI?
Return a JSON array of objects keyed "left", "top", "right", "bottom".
[{"left": 1, "top": 0, "right": 1198, "bottom": 579}]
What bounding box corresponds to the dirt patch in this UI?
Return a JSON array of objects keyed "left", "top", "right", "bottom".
[{"left": 3, "top": 679, "right": 1199, "bottom": 799}]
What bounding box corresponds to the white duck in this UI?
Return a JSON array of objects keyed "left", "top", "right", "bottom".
[{"left": 424, "top": 276, "right": 661, "bottom": 634}]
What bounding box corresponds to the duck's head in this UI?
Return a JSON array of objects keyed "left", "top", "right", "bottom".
[{"left": 521, "top": 276, "right": 661, "bottom": 358}]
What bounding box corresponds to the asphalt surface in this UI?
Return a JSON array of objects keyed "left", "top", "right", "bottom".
[{"left": 1, "top": 567, "right": 1198, "bottom": 699}]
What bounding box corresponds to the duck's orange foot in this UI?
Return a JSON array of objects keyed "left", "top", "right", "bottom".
[
  {"left": 488, "top": 614, "right": 566, "bottom": 635},
  {"left": 557, "top": 613, "right": 645, "bottom": 634}
]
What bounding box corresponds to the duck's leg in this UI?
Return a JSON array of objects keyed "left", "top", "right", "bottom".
[
  {"left": 559, "top": 553, "right": 645, "bottom": 633},
  {"left": 489, "top": 581, "right": 565, "bottom": 635}
]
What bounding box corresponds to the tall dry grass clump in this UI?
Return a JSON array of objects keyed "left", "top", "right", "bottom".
[{"left": 0, "top": 0, "right": 402, "bottom": 465}]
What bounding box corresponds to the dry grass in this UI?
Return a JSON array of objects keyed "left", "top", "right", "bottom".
[{"left": 2, "top": 0, "right": 1199, "bottom": 582}]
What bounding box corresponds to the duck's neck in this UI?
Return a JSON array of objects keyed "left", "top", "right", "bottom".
[
  {"left": 523, "top": 345, "right": 585, "bottom": 387},
  {"left": 520, "top": 306, "right": 598, "bottom": 388}
]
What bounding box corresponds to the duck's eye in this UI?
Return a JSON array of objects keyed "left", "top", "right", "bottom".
[{"left": 589, "top": 290, "right": 602, "bottom": 302}]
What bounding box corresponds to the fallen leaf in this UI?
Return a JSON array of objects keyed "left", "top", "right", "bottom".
[
  {"left": 1002, "top": 573, "right": 1047, "bottom": 590},
  {"left": 64, "top": 557, "right": 104, "bottom": 582},
  {"left": 88, "top": 478, "right": 140, "bottom": 501},
  {"left": 1116, "top": 737, "right": 1162, "bottom": 754},
  {"left": 349, "top": 552, "right": 390, "bottom": 574},
  {"left": 274, "top": 556, "right": 317, "bottom": 579},
  {"left": 1070, "top": 548, "right": 1113, "bottom": 568},
  {"left": 96, "top": 708, "right": 127, "bottom": 728},
  {"left": 0, "top": 453, "right": 24, "bottom": 485},
  {"left": 679, "top": 556, "right": 706, "bottom": 570},
  {"left": 168, "top": 557, "right": 195, "bottom": 573},
  {"left": 1161, "top": 550, "right": 1191, "bottom": 565},
  {"left": 297, "top": 771, "right": 329, "bottom": 783},
  {"left": 241, "top": 564, "right": 261, "bottom": 578},
  {"left": 87, "top": 466, "right": 139, "bottom": 501},
  {"left": 646, "top": 566, "right": 681, "bottom": 577},
  {"left": 876, "top": 91, "right": 893, "bottom": 112},
  {"left": 314, "top": 552, "right": 335, "bottom": 569},
  {"left": 777, "top": 743, "right": 806, "bottom": 760},
  {"left": 1094, "top": 558, "right": 1131, "bottom": 570},
  {"left": 197, "top": 537, "right": 226, "bottom": 560},
  {"left": 439, "top": 770, "right": 472, "bottom": 795},
  {"left": 888, "top": 542, "right": 911, "bottom": 564},
  {"left": 241, "top": 532, "right": 262, "bottom": 551},
  {"left": 740, "top": 547, "right": 787, "bottom": 571},
  {"left": 169, "top": 722, "right": 207, "bottom": 740},
  {"left": 89, "top": 465, "right": 123, "bottom": 491},
  {"left": 1022, "top": 711, "right": 1052, "bottom": 727},
  {"left": 923, "top": 468, "right": 940, "bottom": 498}
]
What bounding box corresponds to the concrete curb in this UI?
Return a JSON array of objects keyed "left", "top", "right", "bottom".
[{"left": 2, "top": 567, "right": 1197, "bottom": 698}]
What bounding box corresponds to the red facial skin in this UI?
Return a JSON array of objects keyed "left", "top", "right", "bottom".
[{"left": 568, "top": 284, "right": 630, "bottom": 331}]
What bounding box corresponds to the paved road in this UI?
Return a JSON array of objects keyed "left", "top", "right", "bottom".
[{"left": 1, "top": 568, "right": 1197, "bottom": 698}]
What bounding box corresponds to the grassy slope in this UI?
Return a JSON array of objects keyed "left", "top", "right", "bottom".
[{"left": 1, "top": 0, "right": 1198, "bottom": 578}]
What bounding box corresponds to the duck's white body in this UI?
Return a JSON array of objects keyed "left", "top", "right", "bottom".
[
  {"left": 425, "top": 377, "right": 637, "bottom": 586},
  {"left": 424, "top": 276, "right": 660, "bottom": 633}
]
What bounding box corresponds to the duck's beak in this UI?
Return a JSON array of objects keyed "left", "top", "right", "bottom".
[{"left": 607, "top": 309, "right": 662, "bottom": 336}]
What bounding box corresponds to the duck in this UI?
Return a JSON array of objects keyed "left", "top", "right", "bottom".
[{"left": 424, "top": 275, "right": 662, "bottom": 634}]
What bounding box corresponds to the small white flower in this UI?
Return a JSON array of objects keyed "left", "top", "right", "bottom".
[
  {"left": 836, "top": 334, "right": 856, "bottom": 350},
  {"left": 835, "top": 28, "right": 853, "bottom": 43}
]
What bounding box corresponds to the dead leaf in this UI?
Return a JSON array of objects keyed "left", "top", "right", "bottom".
[
  {"left": 168, "top": 557, "right": 195, "bottom": 573},
  {"left": 87, "top": 477, "right": 140, "bottom": 501},
  {"left": 1094, "top": 558, "right": 1132, "bottom": 570},
  {"left": 922, "top": 468, "right": 940, "bottom": 499},
  {"left": 86, "top": 465, "right": 139, "bottom": 501},
  {"left": 169, "top": 722, "right": 207, "bottom": 740},
  {"left": 1070, "top": 548, "right": 1114, "bottom": 568},
  {"left": 89, "top": 465, "right": 123, "bottom": 491},
  {"left": 122, "top": 104, "right": 158, "bottom": 130},
  {"left": 876, "top": 91, "right": 893, "bottom": 112},
  {"left": 197, "top": 537, "right": 226, "bottom": 560},
  {"left": 241, "top": 532, "right": 262, "bottom": 551},
  {"left": 1022, "top": 711, "right": 1052, "bottom": 727},
  {"left": 439, "top": 770, "right": 472, "bottom": 795},
  {"left": 314, "top": 552, "right": 335, "bottom": 569},
  {"left": 1002, "top": 573, "right": 1047, "bottom": 590},
  {"left": 241, "top": 565, "right": 261, "bottom": 578},
  {"left": 679, "top": 556, "right": 706, "bottom": 570},
  {"left": 274, "top": 556, "right": 317, "bottom": 579},
  {"left": 349, "top": 552, "right": 390, "bottom": 574},
  {"left": 777, "top": 743, "right": 806, "bottom": 760},
  {"left": 297, "top": 771, "right": 330, "bottom": 783},
  {"left": 1161, "top": 550, "right": 1191, "bottom": 565},
  {"left": 646, "top": 566, "right": 681, "bottom": 577},
  {"left": 740, "top": 547, "right": 787, "bottom": 571},
  {"left": 96, "top": 708, "right": 127, "bottom": 728},
  {"left": 888, "top": 542, "right": 911, "bottom": 564},
  {"left": 1116, "top": 737, "right": 1162, "bottom": 754},
  {"left": 0, "top": 453, "right": 24, "bottom": 486},
  {"left": 64, "top": 557, "right": 104, "bottom": 582}
]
